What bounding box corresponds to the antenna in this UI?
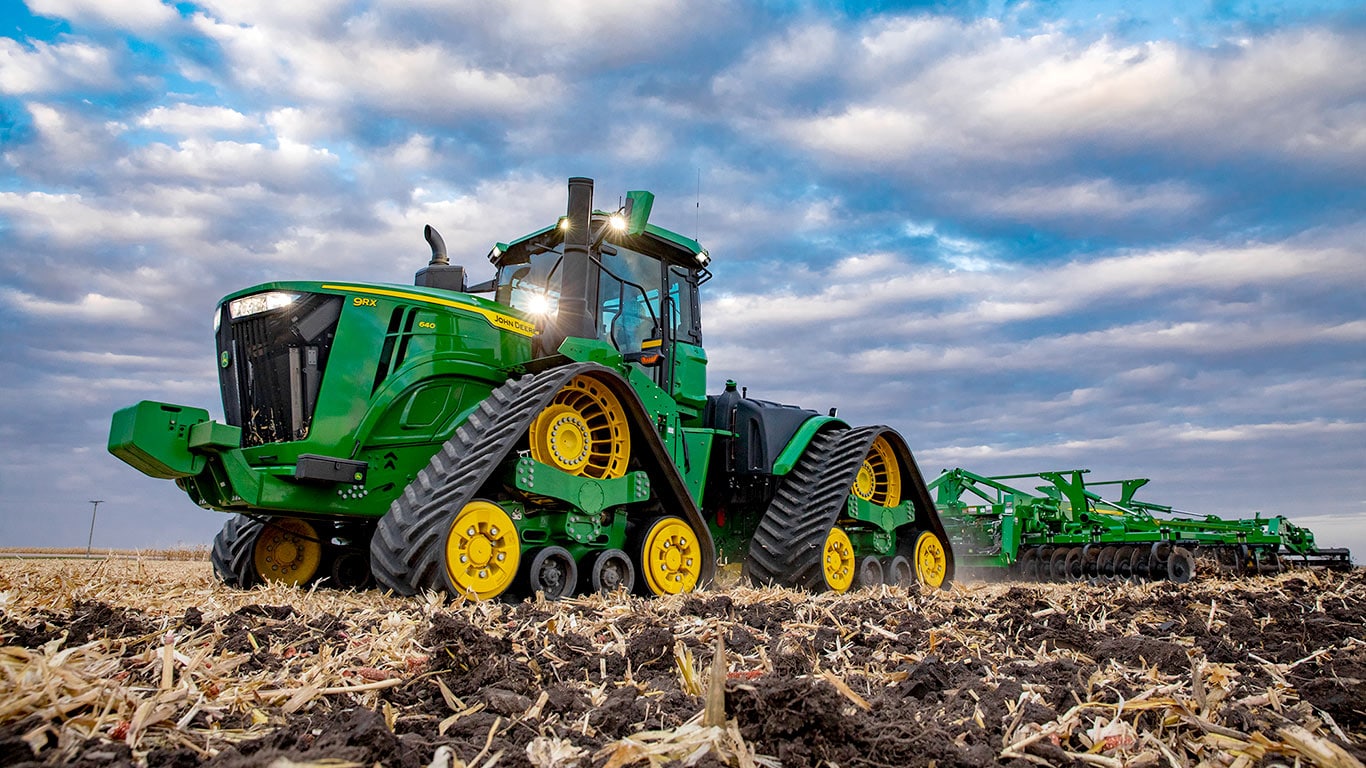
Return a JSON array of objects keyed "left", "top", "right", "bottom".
[{"left": 695, "top": 169, "right": 701, "bottom": 240}]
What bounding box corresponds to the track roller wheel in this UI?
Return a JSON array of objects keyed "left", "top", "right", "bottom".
[
  {"left": 820, "top": 527, "right": 857, "bottom": 592},
  {"left": 853, "top": 555, "right": 884, "bottom": 589},
  {"left": 1167, "top": 546, "right": 1195, "bottom": 583},
  {"left": 253, "top": 518, "right": 323, "bottom": 586},
  {"left": 637, "top": 516, "right": 703, "bottom": 595},
  {"left": 852, "top": 435, "right": 901, "bottom": 507},
  {"left": 1049, "top": 548, "right": 1070, "bottom": 581},
  {"left": 443, "top": 500, "right": 521, "bottom": 600},
  {"left": 528, "top": 374, "right": 630, "bottom": 480},
  {"left": 523, "top": 546, "right": 577, "bottom": 600},
  {"left": 883, "top": 555, "right": 914, "bottom": 587},
  {"left": 583, "top": 548, "right": 635, "bottom": 594},
  {"left": 330, "top": 550, "right": 373, "bottom": 590},
  {"left": 1017, "top": 547, "right": 1040, "bottom": 581},
  {"left": 211, "top": 514, "right": 265, "bottom": 588},
  {"left": 1063, "top": 547, "right": 1084, "bottom": 581},
  {"left": 913, "top": 531, "right": 948, "bottom": 588}
]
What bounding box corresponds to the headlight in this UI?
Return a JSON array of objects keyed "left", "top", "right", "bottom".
[
  {"left": 524, "top": 292, "right": 552, "bottom": 316},
  {"left": 229, "top": 291, "right": 300, "bottom": 319}
]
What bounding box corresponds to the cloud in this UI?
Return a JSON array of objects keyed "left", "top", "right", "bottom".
[
  {"left": 136, "top": 103, "right": 258, "bottom": 136},
  {"left": 0, "top": 190, "right": 205, "bottom": 245},
  {"left": 0, "top": 37, "right": 119, "bottom": 94},
  {"left": 761, "top": 22, "right": 1366, "bottom": 168},
  {"left": 4, "top": 287, "right": 150, "bottom": 322},
  {"left": 0, "top": 2, "right": 1360, "bottom": 562},
  {"left": 26, "top": 0, "right": 178, "bottom": 31}
]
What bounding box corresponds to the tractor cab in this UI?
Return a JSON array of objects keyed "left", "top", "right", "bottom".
[{"left": 486, "top": 181, "right": 712, "bottom": 416}]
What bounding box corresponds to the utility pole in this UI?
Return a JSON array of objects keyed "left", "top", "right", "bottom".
[{"left": 86, "top": 500, "right": 104, "bottom": 557}]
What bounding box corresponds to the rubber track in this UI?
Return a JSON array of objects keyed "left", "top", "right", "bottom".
[
  {"left": 746, "top": 425, "right": 886, "bottom": 590},
  {"left": 211, "top": 514, "right": 264, "bottom": 588},
  {"left": 370, "top": 365, "right": 585, "bottom": 596}
]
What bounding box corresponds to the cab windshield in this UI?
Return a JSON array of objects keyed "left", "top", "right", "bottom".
[
  {"left": 597, "top": 246, "right": 661, "bottom": 353},
  {"left": 494, "top": 240, "right": 695, "bottom": 353},
  {"left": 495, "top": 250, "right": 562, "bottom": 317}
]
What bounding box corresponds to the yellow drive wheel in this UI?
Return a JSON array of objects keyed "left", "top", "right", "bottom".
[
  {"left": 444, "top": 500, "right": 520, "bottom": 600},
  {"left": 852, "top": 434, "right": 901, "bottom": 507},
  {"left": 913, "top": 530, "right": 947, "bottom": 588},
  {"left": 253, "top": 517, "right": 323, "bottom": 586},
  {"left": 529, "top": 375, "right": 630, "bottom": 479},
  {"left": 821, "top": 527, "right": 856, "bottom": 592},
  {"left": 640, "top": 517, "right": 701, "bottom": 595}
]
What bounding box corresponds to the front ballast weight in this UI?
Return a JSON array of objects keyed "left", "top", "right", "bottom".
[{"left": 370, "top": 363, "right": 717, "bottom": 601}]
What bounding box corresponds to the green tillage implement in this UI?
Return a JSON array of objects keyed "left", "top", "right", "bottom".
[
  {"left": 109, "top": 178, "right": 955, "bottom": 600},
  {"left": 929, "top": 468, "right": 1352, "bottom": 583}
]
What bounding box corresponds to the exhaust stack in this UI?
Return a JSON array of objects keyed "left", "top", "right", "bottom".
[{"left": 543, "top": 177, "right": 599, "bottom": 352}]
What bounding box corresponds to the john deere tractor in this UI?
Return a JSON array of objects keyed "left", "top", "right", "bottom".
[{"left": 109, "top": 178, "right": 954, "bottom": 599}]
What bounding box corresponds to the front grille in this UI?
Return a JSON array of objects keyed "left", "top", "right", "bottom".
[{"left": 217, "top": 293, "right": 342, "bottom": 447}]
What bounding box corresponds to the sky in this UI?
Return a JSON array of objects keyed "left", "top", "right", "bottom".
[{"left": 1, "top": 0, "right": 1363, "bottom": 565}]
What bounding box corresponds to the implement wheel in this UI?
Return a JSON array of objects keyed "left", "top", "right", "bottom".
[
  {"left": 1096, "top": 546, "right": 1118, "bottom": 581},
  {"left": 1115, "top": 546, "right": 1135, "bottom": 580},
  {"left": 1064, "top": 547, "right": 1084, "bottom": 581},
  {"left": 253, "top": 518, "right": 323, "bottom": 586},
  {"left": 1017, "top": 547, "right": 1040, "bottom": 581},
  {"left": 913, "top": 531, "right": 948, "bottom": 588},
  {"left": 1167, "top": 546, "right": 1195, "bottom": 583},
  {"left": 637, "top": 516, "right": 702, "bottom": 595},
  {"left": 529, "top": 374, "right": 630, "bottom": 480},
  {"left": 1049, "top": 548, "right": 1070, "bottom": 581},
  {"left": 443, "top": 500, "right": 521, "bottom": 600},
  {"left": 1127, "top": 548, "right": 1148, "bottom": 582},
  {"left": 852, "top": 435, "right": 901, "bottom": 507}
]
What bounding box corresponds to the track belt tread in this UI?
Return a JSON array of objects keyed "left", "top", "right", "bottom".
[
  {"left": 371, "top": 365, "right": 587, "bottom": 595},
  {"left": 746, "top": 425, "right": 884, "bottom": 590}
]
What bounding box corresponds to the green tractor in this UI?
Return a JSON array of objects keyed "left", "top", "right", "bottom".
[{"left": 109, "top": 178, "right": 954, "bottom": 599}]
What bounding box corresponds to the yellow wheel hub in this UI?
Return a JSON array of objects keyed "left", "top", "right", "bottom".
[
  {"left": 822, "top": 527, "right": 855, "bottom": 592},
  {"left": 529, "top": 375, "right": 630, "bottom": 480},
  {"left": 852, "top": 435, "right": 901, "bottom": 507},
  {"left": 253, "top": 517, "right": 322, "bottom": 586},
  {"left": 641, "top": 517, "right": 700, "bottom": 595},
  {"left": 444, "top": 500, "right": 520, "bottom": 600},
  {"left": 914, "top": 530, "right": 947, "bottom": 588}
]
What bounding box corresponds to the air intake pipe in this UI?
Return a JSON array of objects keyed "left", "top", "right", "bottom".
[{"left": 414, "top": 224, "right": 466, "bottom": 292}]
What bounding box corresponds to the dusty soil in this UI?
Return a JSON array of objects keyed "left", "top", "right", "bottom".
[{"left": 0, "top": 559, "right": 1362, "bottom": 767}]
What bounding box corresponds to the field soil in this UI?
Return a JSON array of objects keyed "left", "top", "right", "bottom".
[{"left": 0, "top": 558, "right": 1362, "bottom": 768}]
